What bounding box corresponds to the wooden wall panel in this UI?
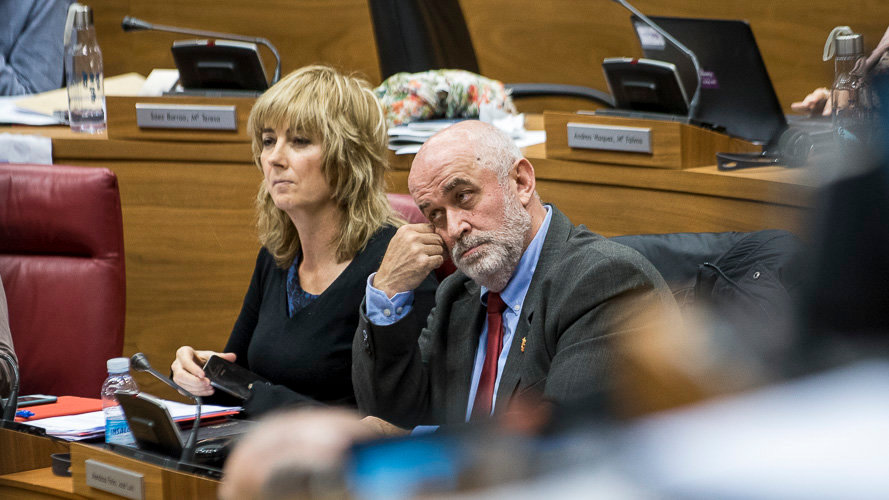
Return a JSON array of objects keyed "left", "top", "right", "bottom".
[
  {"left": 91, "top": 0, "right": 381, "bottom": 85},
  {"left": 53, "top": 158, "right": 263, "bottom": 399},
  {"left": 460, "top": 0, "right": 889, "bottom": 113},
  {"left": 89, "top": 0, "right": 888, "bottom": 114}
]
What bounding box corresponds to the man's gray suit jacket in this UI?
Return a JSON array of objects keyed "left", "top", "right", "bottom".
[{"left": 352, "top": 205, "right": 675, "bottom": 427}]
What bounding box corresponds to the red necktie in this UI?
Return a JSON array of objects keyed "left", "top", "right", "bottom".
[{"left": 471, "top": 292, "right": 507, "bottom": 421}]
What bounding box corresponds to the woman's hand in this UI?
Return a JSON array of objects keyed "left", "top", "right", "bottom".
[{"left": 171, "top": 346, "right": 237, "bottom": 396}]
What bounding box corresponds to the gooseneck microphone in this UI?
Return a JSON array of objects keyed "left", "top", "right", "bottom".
[
  {"left": 610, "top": 0, "right": 702, "bottom": 120},
  {"left": 130, "top": 352, "right": 202, "bottom": 464},
  {"left": 121, "top": 16, "right": 281, "bottom": 85},
  {"left": 0, "top": 352, "right": 20, "bottom": 422}
]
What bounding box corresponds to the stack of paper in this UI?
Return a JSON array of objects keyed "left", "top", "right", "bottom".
[
  {"left": 388, "top": 119, "right": 462, "bottom": 155},
  {"left": 24, "top": 399, "right": 240, "bottom": 441},
  {"left": 387, "top": 115, "right": 546, "bottom": 155}
]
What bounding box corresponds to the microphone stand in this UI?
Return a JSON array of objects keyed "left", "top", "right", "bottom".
[
  {"left": 121, "top": 16, "right": 281, "bottom": 86},
  {"left": 129, "top": 353, "right": 202, "bottom": 465},
  {"left": 610, "top": 0, "right": 702, "bottom": 121}
]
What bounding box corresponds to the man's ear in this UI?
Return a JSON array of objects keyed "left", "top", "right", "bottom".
[{"left": 512, "top": 158, "right": 536, "bottom": 206}]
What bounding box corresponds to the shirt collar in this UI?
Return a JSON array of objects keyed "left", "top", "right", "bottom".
[{"left": 481, "top": 205, "right": 553, "bottom": 313}]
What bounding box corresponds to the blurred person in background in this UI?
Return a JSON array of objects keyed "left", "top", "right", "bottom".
[
  {"left": 0, "top": 276, "right": 17, "bottom": 397},
  {"left": 1, "top": 0, "right": 73, "bottom": 95}
]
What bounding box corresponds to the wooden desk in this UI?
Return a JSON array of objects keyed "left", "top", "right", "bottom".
[
  {"left": 0, "top": 429, "right": 218, "bottom": 499},
  {"left": 1, "top": 117, "right": 818, "bottom": 397}
]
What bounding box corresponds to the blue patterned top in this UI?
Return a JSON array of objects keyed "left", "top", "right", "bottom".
[{"left": 286, "top": 256, "right": 320, "bottom": 317}]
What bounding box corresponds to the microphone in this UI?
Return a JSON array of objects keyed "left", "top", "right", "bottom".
[
  {"left": 121, "top": 16, "right": 281, "bottom": 85},
  {"left": 130, "top": 352, "right": 202, "bottom": 465},
  {"left": 610, "top": 0, "right": 702, "bottom": 120},
  {"left": 0, "top": 352, "right": 20, "bottom": 422}
]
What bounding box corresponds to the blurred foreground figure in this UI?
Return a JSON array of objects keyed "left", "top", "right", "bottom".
[
  {"left": 797, "top": 74, "right": 889, "bottom": 366},
  {"left": 220, "top": 408, "right": 383, "bottom": 500}
]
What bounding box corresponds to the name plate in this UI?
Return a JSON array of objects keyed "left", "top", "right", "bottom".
[
  {"left": 85, "top": 459, "right": 145, "bottom": 500},
  {"left": 566, "top": 122, "right": 652, "bottom": 153},
  {"left": 135, "top": 103, "right": 237, "bottom": 130}
]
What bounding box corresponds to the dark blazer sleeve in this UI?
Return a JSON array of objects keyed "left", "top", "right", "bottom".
[
  {"left": 352, "top": 272, "right": 439, "bottom": 428},
  {"left": 535, "top": 244, "right": 674, "bottom": 404}
]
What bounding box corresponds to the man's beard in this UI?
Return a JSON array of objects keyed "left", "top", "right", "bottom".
[{"left": 450, "top": 188, "right": 531, "bottom": 292}]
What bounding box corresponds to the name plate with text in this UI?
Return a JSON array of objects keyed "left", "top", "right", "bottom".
[
  {"left": 136, "top": 103, "right": 237, "bottom": 130},
  {"left": 566, "top": 122, "right": 652, "bottom": 153},
  {"left": 85, "top": 459, "right": 145, "bottom": 500}
]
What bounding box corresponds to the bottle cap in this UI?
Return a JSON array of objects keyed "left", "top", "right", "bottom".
[
  {"left": 835, "top": 34, "right": 864, "bottom": 57},
  {"left": 107, "top": 357, "right": 130, "bottom": 373},
  {"left": 71, "top": 5, "right": 94, "bottom": 30}
]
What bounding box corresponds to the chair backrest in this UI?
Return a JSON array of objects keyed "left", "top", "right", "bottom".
[
  {"left": 0, "top": 164, "right": 126, "bottom": 397},
  {"left": 368, "top": 0, "right": 480, "bottom": 80},
  {"left": 612, "top": 230, "right": 805, "bottom": 368},
  {"left": 387, "top": 193, "right": 456, "bottom": 281},
  {"left": 611, "top": 230, "right": 804, "bottom": 308}
]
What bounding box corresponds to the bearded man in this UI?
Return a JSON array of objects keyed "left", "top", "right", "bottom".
[{"left": 353, "top": 120, "right": 675, "bottom": 428}]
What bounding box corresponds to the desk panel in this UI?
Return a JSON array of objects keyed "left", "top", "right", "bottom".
[
  {"left": 0, "top": 468, "right": 80, "bottom": 500},
  {"left": 537, "top": 178, "right": 807, "bottom": 237}
]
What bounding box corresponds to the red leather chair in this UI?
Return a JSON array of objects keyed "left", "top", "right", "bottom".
[
  {"left": 0, "top": 164, "right": 126, "bottom": 397},
  {"left": 387, "top": 193, "right": 456, "bottom": 281}
]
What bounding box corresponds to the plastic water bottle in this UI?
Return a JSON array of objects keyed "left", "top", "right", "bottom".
[
  {"left": 64, "top": 3, "right": 106, "bottom": 133},
  {"left": 830, "top": 33, "right": 870, "bottom": 147},
  {"left": 101, "top": 357, "right": 138, "bottom": 445}
]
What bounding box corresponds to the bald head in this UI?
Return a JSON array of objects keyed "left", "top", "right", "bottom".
[
  {"left": 404, "top": 120, "right": 546, "bottom": 291},
  {"left": 410, "top": 120, "right": 522, "bottom": 191}
]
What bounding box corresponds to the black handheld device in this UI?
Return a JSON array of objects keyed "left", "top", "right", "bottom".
[
  {"left": 7, "top": 394, "right": 58, "bottom": 407},
  {"left": 203, "top": 355, "right": 267, "bottom": 400}
]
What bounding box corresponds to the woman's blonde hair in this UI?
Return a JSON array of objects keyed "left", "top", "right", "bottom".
[{"left": 247, "top": 65, "right": 399, "bottom": 268}]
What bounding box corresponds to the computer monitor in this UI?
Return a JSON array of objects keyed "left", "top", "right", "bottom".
[{"left": 632, "top": 16, "right": 788, "bottom": 145}]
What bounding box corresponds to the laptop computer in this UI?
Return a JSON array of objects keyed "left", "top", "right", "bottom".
[{"left": 631, "top": 16, "right": 789, "bottom": 146}]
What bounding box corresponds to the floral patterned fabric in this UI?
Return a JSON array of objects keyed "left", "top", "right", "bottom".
[{"left": 375, "top": 69, "right": 517, "bottom": 127}]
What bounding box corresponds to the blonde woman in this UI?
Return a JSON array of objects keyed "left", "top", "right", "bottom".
[{"left": 171, "top": 66, "right": 436, "bottom": 416}]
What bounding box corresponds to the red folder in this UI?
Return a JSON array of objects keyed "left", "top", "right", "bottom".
[{"left": 14, "top": 396, "right": 103, "bottom": 422}]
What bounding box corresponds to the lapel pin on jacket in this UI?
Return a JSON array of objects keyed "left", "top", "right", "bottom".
[{"left": 521, "top": 337, "right": 526, "bottom": 353}]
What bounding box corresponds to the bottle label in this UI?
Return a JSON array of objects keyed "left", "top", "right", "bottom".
[{"left": 105, "top": 416, "right": 135, "bottom": 445}]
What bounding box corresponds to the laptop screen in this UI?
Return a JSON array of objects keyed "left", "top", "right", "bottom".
[{"left": 632, "top": 16, "right": 788, "bottom": 145}]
